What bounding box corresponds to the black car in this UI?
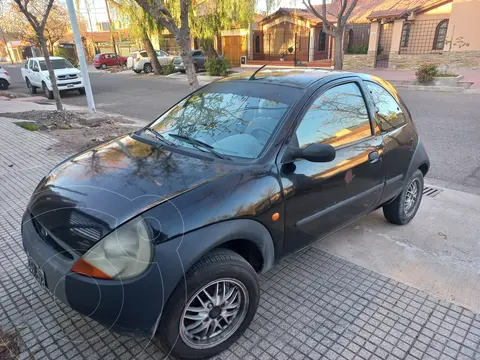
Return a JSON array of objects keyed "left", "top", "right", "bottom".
[{"left": 22, "top": 69, "right": 429, "bottom": 360}]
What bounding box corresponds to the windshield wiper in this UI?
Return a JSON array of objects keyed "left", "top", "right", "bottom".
[
  {"left": 143, "top": 128, "right": 176, "bottom": 146},
  {"left": 168, "top": 133, "right": 230, "bottom": 160}
]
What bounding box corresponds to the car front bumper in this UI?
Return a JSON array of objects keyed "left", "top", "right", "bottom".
[
  {"left": 21, "top": 211, "right": 165, "bottom": 336},
  {"left": 174, "top": 63, "right": 185, "bottom": 71}
]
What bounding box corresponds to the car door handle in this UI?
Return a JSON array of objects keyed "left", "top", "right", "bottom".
[{"left": 368, "top": 151, "right": 380, "bottom": 163}]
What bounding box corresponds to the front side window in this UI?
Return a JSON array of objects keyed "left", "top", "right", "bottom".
[
  {"left": 433, "top": 20, "right": 448, "bottom": 50},
  {"left": 295, "top": 83, "right": 371, "bottom": 149},
  {"left": 140, "top": 51, "right": 148, "bottom": 58},
  {"left": 39, "top": 59, "right": 74, "bottom": 71},
  {"left": 31, "top": 61, "right": 38, "bottom": 71},
  {"left": 366, "top": 82, "right": 406, "bottom": 131},
  {"left": 146, "top": 84, "right": 297, "bottom": 159}
]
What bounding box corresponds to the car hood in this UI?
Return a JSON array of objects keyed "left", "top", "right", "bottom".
[
  {"left": 27, "top": 135, "right": 239, "bottom": 254},
  {"left": 42, "top": 68, "right": 80, "bottom": 77}
]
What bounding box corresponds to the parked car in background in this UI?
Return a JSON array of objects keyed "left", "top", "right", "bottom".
[
  {"left": 22, "top": 69, "right": 429, "bottom": 360},
  {"left": 20, "top": 57, "right": 84, "bottom": 99},
  {"left": 93, "top": 52, "right": 127, "bottom": 69},
  {"left": 173, "top": 50, "right": 207, "bottom": 73},
  {"left": 127, "top": 50, "right": 174, "bottom": 73},
  {"left": 0, "top": 65, "right": 11, "bottom": 90}
]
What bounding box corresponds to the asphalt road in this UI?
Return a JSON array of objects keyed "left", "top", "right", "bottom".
[{"left": 3, "top": 64, "right": 480, "bottom": 194}]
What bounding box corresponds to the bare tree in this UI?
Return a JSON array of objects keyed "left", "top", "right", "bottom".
[
  {"left": 13, "top": 0, "right": 63, "bottom": 110},
  {"left": 134, "top": 0, "right": 199, "bottom": 89},
  {"left": 303, "top": 0, "right": 358, "bottom": 70}
]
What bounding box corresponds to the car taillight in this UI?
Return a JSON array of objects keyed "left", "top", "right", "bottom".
[
  {"left": 4, "top": 71, "right": 8, "bottom": 76},
  {"left": 135, "top": 57, "right": 140, "bottom": 62}
]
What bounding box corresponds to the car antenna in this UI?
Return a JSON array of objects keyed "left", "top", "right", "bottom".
[{"left": 249, "top": 63, "right": 270, "bottom": 80}]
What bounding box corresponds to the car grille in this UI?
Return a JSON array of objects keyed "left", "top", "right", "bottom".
[
  {"left": 31, "top": 215, "right": 74, "bottom": 260},
  {"left": 69, "top": 211, "right": 102, "bottom": 243},
  {"left": 59, "top": 81, "right": 81, "bottom": 86},
  {"left": 57, "top": 74, "right": 78, "bottom": 80}
]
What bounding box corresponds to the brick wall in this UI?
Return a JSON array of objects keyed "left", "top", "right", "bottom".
[
  {"left": 343, "top": 52, "right": 376, "bottom": 69},
  {"left": 389, "top": 51, "right": 480, "bottom": 70}
]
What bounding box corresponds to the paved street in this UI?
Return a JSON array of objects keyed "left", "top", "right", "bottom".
[
  {"left": 4, "top": 64, "right": 480, "bottom": 195},
  {"left": 1, "top": 115, "right": 480, "bottom": 360}
]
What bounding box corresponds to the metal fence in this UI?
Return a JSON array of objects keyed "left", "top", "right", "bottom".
[
  {"left": 253, "top": 26, "right": 311, "bottom": 62},
  {"left": 344, "top": 23, "right": 370, "bottom": 54},
  {"left": 399, "top": 19, "right": 449, "bottom": 54}
]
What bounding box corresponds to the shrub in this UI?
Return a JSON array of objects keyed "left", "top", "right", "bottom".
[
  {"left": 15, "top": 121, "right": 38, "bottom": 131},
  {"left": 416, "top": 63, "right": 438, "bottom": 83},
  {"left": 161, "top": 60, "right": 175, "bottom": 75},
  {"left": 347, "top": 44, "right": 368, "bottom": 54},
  {"left": 205, "top": 57, "right": 229, "bottom": 76}
]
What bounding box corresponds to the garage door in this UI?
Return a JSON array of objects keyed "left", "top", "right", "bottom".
[{"left": 222, "top": 36, "right": 246, "bottom": 66}]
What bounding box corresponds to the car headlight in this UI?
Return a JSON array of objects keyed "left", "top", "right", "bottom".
[
  {"left": 72, "top": 217, "right": 152, "bottom": 280},
  {"left": 77, "top": 72, "right": 83, "bottom": 78}
]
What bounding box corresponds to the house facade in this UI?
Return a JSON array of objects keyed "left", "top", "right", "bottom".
[{"left": 224, "top": 0, "right": 480, "bottom": 70}]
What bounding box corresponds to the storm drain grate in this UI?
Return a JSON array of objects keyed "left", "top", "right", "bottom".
[{"left": 423, "top": 186, "right": 443, "bottom": 198}]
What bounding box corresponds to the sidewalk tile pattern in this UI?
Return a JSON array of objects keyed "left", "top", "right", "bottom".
[{"left": 1, "top": 118, "right": 479, "bottom": 360}]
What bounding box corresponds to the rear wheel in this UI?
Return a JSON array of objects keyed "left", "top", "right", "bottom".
[
  {"left": 194, "top": 63, "right": 199, "bottom": 73},
  {"left": 26, "top": 78, "right": 37, "bottom": 94},
  {"left": 157, "top": 249, "right": 259, "bottom": 360},
  {"left": 133, "top": 69, "right": 142, "bottom": 74},
  {"left": 143, "top": 63, "right": 152, "bottom": 73},
  {"left": 383, "top": 169, "right": 424, "bottom": 225},
  {"left": 42, "top": 82, "right": 54, "bottom": 99},
  {"left": 0, "top": 79, "right": 9, "bottom": 90}
]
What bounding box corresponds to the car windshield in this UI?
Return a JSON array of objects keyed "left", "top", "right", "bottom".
[
  {"left": 39, "top": 59, "right": 74, "bottom": 71},
  {"left": 146, "top": 83, "right": 297, "bottom": 159}
]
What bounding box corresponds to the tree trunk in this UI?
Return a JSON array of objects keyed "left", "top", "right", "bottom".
[
  {"left": 1, "top": 32, "right": 14, "bottom": 64},
  {"left": 39, "top": 35, "right": 63, "bottom": 111},
  {"left": 143, "top": 36, "right": 162, "bottom": 75},
  {"left": 176, "top": 31, "right": 199, "bottom": 90},
  {"left": 333, "top": 30, "right": 344, "bottom": 70}
]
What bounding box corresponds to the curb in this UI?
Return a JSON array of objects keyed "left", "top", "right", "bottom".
[{"left": 390, "top": 83, "right": 466, "bottom": 92}]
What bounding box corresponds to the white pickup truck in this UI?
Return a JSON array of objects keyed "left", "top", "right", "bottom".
[{"left": 21, "top": 57, "right": 85, "bottom": 99}]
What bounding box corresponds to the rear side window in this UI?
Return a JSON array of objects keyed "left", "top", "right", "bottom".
[
  {"left": 192, "top": 51, "right": 202, "bottom": 57},
  {"left": 295, "top": 83, "right": 372, "bottom": 149},
  {"left": 366, "top": 82, "right": 406, "bottom": 132},
  {"left": 140, "top": 51, "right": 148, "bottom": 57}
]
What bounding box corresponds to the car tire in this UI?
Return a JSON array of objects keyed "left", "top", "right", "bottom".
[
  {"left": 100, "top": 63, "right": 107, "bottom": 70},
  {"left": 133, "top": 69, "right": 141, "bottom": 74},
  {"left": 143, "top": 63, "right": 152, "bottom": 73},
  {"left": 0, "top": 78, "right": 9, "bottom": 90},
  {"left": 157, "top": 248, "right": 260, "bottom": 360},
  {"left": 26, "top": 78, "right": 37, "bottom": 94},
  {"left": 194, "top": 63, "right": 199, "bottom": 73},
  {"left": 42, "top": 82, "right": 54, "bottom": 100},
  {"left": 383, "top": 169, "right": 424, "bottom": 225},
  {"left": 95, "top": 67, "right": 100, "bottom": 70},
  {"left": 78, "top": 88, "right": 86, "bottom": 95}
]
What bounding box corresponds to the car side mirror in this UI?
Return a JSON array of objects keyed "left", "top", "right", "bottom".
[
  {"left": 33, "top": 68, "right": 39, "bottom": 72},
  {"left": 283, "top": 143, "right": 336, "bottom": 163}
]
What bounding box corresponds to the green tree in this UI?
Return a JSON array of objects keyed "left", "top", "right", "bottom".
[{"left": 108, "top": 0, "right": 163, "bottom": 74}]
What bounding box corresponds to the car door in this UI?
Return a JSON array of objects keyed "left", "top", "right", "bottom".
[
  {"left": 30, "top": 60, "right": 40, "bottom": 86},
  {"left": 364, "top": 81, "right": 415, "bottom": 202},
  {"left": 279, "top": 79, "right": 385, "bottom": 255},
  {"left": 156, "top": 50, "right": 166, "bottom": 65}
]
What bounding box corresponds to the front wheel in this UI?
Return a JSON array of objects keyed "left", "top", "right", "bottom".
[
  {"left": 42, "top": 82, "right": 54, "bottom": 99},
  {"left": 100, "top": 63, "right": 107, "bottom": 70},
  {"left": 157, "top": 249, "right": 259, "bottom": 360},
  {"left": 383, "top": 169, "right": 424, "bottom": 225},
  {"left": 78, "top": 88, "right": 86, "bottom": 95}
]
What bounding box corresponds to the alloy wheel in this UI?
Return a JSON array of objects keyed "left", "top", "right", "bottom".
[
  {"left": 180, "top": 278, "right": 249, "bottom": 349},
  {"left": 404, "top": 178, "right": 420, "bottom": 217}
]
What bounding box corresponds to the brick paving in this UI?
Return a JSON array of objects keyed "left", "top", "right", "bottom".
[{"left": 1, "top": 117, "right": 480, "bottom": 360}]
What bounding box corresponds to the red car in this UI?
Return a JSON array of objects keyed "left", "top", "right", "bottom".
[{"left": 93, "top": 52, "right": 127, "bottom": 69}]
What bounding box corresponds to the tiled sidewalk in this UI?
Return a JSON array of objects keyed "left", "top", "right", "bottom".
[{"left": 1, "top": 118, "right": 479, "bottom": 360}]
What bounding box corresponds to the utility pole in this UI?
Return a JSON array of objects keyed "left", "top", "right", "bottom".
[
  {"left": 104, "top": 0, "right": 118, "bottom": 58},
  {"left": 65, "top": 0, "right": 96, "bottom": 112}
]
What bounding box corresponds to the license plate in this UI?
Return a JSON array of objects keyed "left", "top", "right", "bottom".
[
  {"left": 67, "top": 84, "right": 74, "bottom": 88},
  {"left": 27, "top": 256, "right": 46, "bottom": 287}
]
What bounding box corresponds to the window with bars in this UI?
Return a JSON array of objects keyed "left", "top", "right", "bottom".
[
  {"left": 433, "top": 20, "right": 449, "bottom": 50},
  {"left": 400, "top": 23, "right": 411, "bottom": 48},
  {"left": 319, "top": 31, "right": 326, "bottom": 52},
  {"left": 255, "top": 35, "right": 260, "bottom": 53}
]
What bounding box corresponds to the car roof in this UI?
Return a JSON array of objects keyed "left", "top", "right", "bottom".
[{"left": 220, "top": 68, "right": 374, "bottom": 88}]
